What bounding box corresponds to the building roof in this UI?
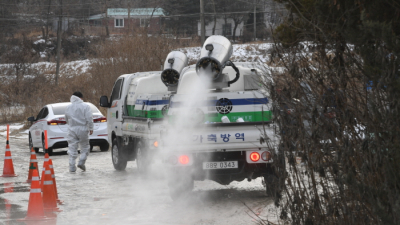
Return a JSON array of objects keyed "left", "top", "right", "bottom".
[
  {"left": 88, "top": 13, "right": 105, "bottom": 20},
  {"left": 107, "top": 8, "right": 165, "bottom": 17}
]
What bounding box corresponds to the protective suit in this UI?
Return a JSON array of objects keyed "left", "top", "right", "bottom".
[{"left": 65, "top": 95, "right": 93, "bottom": 172}]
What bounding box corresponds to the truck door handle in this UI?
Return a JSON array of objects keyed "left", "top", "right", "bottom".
[{"left": 116, "top": 111, "right": 118, "bottom": 119}]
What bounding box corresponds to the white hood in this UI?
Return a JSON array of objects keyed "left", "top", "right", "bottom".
[
  {"left": 65, "top": 95, "right": 94, "bottom": 130},
  {"left": 70, "top": 95, "right": 83, "bottom": 104}
]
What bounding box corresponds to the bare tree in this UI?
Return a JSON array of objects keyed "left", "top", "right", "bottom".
[{"left": 267, "top": 0, "right": 400, "bottom": 224}]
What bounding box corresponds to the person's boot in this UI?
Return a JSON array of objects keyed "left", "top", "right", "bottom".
[
  {"left": 77, "top": 160, "right": 86, "bottom": 172},
  {"left": 69, "top": 164, "right": 76, "bottom": 173}
]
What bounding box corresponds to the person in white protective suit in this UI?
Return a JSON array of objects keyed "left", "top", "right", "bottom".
[{"left": 65, "top": 92, "right": 93, "bottom": 172}]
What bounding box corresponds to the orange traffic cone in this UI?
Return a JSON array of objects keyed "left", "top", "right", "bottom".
[
  {"left": 42, "top": 163, "right": 61, "bottom": 212},
  {"left": 18, "top": 170, "right": 48, "bottom": 221},
  {"left": 41, "top": 153, "right": 50, "bottom": 188},
  {"left": 44, "top": 152, "right": 50, "bottom": 163},
  {"left": 41, "top": 160, "right": 48, "bottom": 191},
  {"left": 27, "top": 148, "right": 40, "bottom": 183},
  {"left": 48, "top": 159, "right": 63, "bottom": 204},
  {"left": 1, "top": 126, "right": 17, "bottom": 177}
]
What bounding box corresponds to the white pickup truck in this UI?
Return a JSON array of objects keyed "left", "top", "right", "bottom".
[
  {"left": 99, "top": 51, "right": 188, "bottom": 172},
  {"left": 160, "top": 36, "right": 284, "bottom": 199}
]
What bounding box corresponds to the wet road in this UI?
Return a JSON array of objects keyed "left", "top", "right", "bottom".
[{"left": 0, "top": 125, "right": 279, "bottom": 225}]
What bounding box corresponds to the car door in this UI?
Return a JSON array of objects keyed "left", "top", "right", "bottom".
[
  {"left": 37, "top": 107, "right": 49, "bottom": 146},
  {"left": 32, "top": 108, "right": 45, "bottom": 146},
  {"left": 108, "top": 78, "right": 124, "bottom": 137}
]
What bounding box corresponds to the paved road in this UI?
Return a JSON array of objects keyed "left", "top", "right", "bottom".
[{"left": 0, "top": 124, "right": 279, "bottom": 225}]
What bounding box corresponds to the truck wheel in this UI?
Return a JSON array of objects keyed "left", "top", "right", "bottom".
[
  {"left": 29, "top": 133, "right": 39, "bottom": 153},
  {"left": 264, "top": 173, "right": 278, "bottom": 197},
  {"left": 167, "top": 173, "right": 194, "bottom": 200},
  {"left": 112, "top": 138, "right": 127, "bottom": 170},
  {"left": 136, "top": 140, "right": 150, "bottom": 174},
  {"left": 264, "top": 152, "right": 286, "bottom": 202},
  {"left": 100, "top": 143, "right": 109, "bottom": 152}
]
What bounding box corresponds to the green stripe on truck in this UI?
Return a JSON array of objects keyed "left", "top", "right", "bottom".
[
  {"left": 129, "top": 109, "right": 165, "bottom": 118},
  {"left": 169, "top": 111, "right": 272, "bottom": 123}
]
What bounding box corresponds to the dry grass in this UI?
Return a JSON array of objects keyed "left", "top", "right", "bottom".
[{"left": 0, "top": 31, "right": 181, "bottom": 123}]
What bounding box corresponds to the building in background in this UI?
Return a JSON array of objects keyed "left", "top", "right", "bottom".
[
  {"left": 88, "top": 8, "right": 165, "bottom": 35},
  {"left": 196, "top": 0, "right": 287, "bottom": 42},
  {"left": 197, "top": 18, "right": 244, "bottom": 39}
]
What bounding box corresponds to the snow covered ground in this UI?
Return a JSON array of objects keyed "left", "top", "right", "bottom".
[
  {"left": 178, "top": 43, "right": 274, "bottom": 64},
  {"left": 0, "top": 42, "right": 280, "bottom": 78},
  {"left": 0, "top": 124, "right": 281, "bottom": 225}
]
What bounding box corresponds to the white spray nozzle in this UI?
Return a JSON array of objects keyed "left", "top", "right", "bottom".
[{"left": 221, "top": 116, "right": 230, "bottom": 123}]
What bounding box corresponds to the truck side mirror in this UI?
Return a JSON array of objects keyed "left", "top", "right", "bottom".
[
  {"left": 100, "top": 96, "right": 110, "bottom": 108},
  {"left": 27, "top": 116, "right": 35, "bottom": 122},
  {"left": 142, "top": 102, "right": 146, "bottom": 111}
]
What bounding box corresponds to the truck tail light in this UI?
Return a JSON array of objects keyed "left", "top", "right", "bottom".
[
  {"left": 47, "top": 119, "right": 67, "bottom": 125},
  {"left": 166, "top": 154, "right": 192, "bottom": 166},
  {"left": 250, "top": 152, "right": 260, "bottom": 162},
  {"left": 179, "top": 155, "right": 190, "bottom": 165},
  {"left": 287, "top": 109, "right": 295, "bottom": 114},
  {"left": 94, "top": 117, "right": 107, "bottom": 123},
  {"left": 261, "top": 151, "right": 271, "bottom": 161},
  {"left": 325, "top": 112, "right": 336, "bottom": 118}
]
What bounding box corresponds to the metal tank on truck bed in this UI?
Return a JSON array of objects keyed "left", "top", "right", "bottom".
[
  {"left": 99, "top": 51, "right": 188, "bottom": 172},
  {"left": 160, "top": 35, "right": 285, "bottom": 200}
]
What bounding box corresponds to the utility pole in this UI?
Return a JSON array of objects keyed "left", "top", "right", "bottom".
[
  {"left": 104, "top": 0, "right": 110, "bottom": 37},
  {"left": 127, "top": 0, "right": 131, "bottom": 34},
  {"left": 200, "top": 0, "right": 205, "bottom": 46},
  {"left": 45, "top": 0, "right": 51, "bottom": 43},
  {"left": 254, "top": 0, "right": 256, "bottom": 41},
  {"left": 55, "top": 0, "right": 63, "bottom": 86}
]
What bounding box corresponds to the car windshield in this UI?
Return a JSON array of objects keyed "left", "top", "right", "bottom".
[{"left": 52, "top": 103, "right": 100, "bottom": 115}]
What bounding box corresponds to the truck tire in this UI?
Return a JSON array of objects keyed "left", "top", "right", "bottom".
[
  {"left": 264, "top": 152, "right": 286, "bottom": 202},
  {"left": 264, "top": 173, "right": 278, "bottom": 197},
  {"left": 112, "top": 138, "right": 127, "bottom": 170},
  {"left": 136, "top": 140, "right": 150, "bottom": 174},
  {"left": 167, "top": 173, "right": 194, "bottom": 200}
]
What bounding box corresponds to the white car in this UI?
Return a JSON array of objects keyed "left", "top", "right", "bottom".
[{"left": 27, "top": 102, "right": 109, "bottom": 155}]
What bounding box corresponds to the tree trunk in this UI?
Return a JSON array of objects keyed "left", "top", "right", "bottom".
[
  {"left": 55, "top": 19, "right": 61, "bottom": 86},
  {"left": 233, "top": 22, "right": 239, "bottom": 42},
  {"left": 104, "top": 0, "right": 109, "bottom": 37},
  {"left": 127, "top": 4, "right": 131, "bottom": 35},
  {"left": 45, "top": 0, "right": 51, "bottom": 43},
  {"left": 55, "top": 0, "right": 63, "bottom": 86},
  {"left": 211, "top": 0, "right": 216, "bottom": 35}
]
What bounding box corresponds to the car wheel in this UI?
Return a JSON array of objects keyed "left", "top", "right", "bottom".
[
  {"left": 29, "top": 133, "right": 39, "bottom": 153},
  {"left": 136, "top": 140, "right": 150, "bottom": 174},
  {"left": 100, "top": 143, "right": 109, "bottom": 152},
  {"left": 42, "top": 135, "right": 53, "bottom": 156},
  {"left": 112, "top": 138, "right": 127, "bottom": 170}
]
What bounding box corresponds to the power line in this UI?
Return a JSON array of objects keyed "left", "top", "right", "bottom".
[{"left": 0, "top": 9, "right": 276, "bottom": 20}]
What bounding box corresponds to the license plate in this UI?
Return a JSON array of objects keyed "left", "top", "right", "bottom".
[{"left": 203, "top": 161, "right": 238, "bottom": 170}]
